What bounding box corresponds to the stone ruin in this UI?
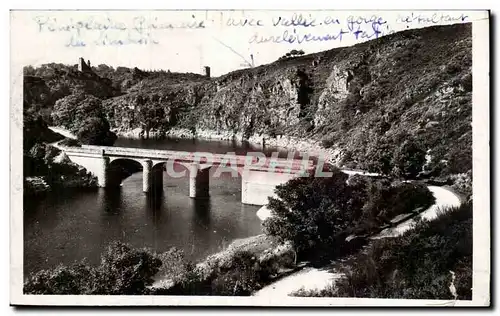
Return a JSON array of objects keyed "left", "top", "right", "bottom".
[{"left": 78, "top": 57, "right": 93, "bottom": 73}]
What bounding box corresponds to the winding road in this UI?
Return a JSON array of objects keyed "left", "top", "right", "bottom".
[
  {"left": 253, "top": 185, "right": 462, "bottom": 297},
  {"left": 48, "top": 126, "right": 77, "bottom": 140}
]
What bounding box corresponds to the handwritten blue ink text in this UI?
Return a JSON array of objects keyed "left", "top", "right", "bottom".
[{"left": 249, "top": 15, "right": 389, "bottom": 45}]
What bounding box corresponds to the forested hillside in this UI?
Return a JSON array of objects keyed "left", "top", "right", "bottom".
[{"left": 23, "top": 23, "right": 472, "bottom": 184}]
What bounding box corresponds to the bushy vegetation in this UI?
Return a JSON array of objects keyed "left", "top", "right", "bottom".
[
  {"left": 450, "top": 170, "right": 473, "bottom": 201},
  {"left": 51, "top": 92, "right": 116, "bottom": 146},
  {"left": 154, "top": 250, "right": 272, "bottom": 296},
  {"left": 23, "top": 110, "right": 64, "bottom": 151},
  {"left": 58, "top": 138, "right": 82, "bottom": 147},
  {"left": 263, "top": 167, "right": 435, "bottom": 259},
  {"left": 292, "top": 202, "right": 473, "bottom": 300},
  {"left": 24, "top": 237, "right": 294, "bottom": 296},
  {"left": 23, "top": 142, "right": 97, "bottom": 195},
  {"left": 24, "top": 242, "right": 162, "bottom": 294}
]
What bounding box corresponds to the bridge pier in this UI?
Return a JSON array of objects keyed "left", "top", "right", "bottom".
[
  {"left": 98, "top": 157, "right": 110, "bottom": 187},
  {"left": 142, "top": 159, "right": 153, "bottom": 193},
  {"left": 189, "top": 164, "right": 211, "bottom": 199}
]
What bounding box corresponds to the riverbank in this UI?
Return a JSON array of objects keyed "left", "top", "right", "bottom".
[{"left": 149, "top": 234, "right": 300, "bottom": 295}]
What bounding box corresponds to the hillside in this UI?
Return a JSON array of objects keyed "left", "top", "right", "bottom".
[{"left": 23, "top": 23, "right": 472, "bottom": 181}]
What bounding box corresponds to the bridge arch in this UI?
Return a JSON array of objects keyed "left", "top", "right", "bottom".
[
  {"left": 106, "top": 158, "right": 144, "bottom": 188},
  {"left": 153, "top": 160, "right": 189, "bottom": 179}
]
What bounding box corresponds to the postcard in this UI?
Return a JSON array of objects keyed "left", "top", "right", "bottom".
[{"left": 10, "top": 9, "right": 490, "bottom": 306}]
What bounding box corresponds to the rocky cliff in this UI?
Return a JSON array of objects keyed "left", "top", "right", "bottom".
[{"left": 103, "top": 23, "right": 472, "bottom": 178}]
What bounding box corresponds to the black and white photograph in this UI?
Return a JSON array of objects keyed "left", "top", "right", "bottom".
[{"left": 9, "top": 8, "right": 490, "bottom": 306}]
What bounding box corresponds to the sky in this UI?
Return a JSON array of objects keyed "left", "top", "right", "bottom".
[{"left": 11, "top": 10, "right": 485, "bottom": 77}]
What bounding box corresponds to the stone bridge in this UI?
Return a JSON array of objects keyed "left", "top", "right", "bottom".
[{"left": 62, "top": 145, "right": 315, "bottom": 205}]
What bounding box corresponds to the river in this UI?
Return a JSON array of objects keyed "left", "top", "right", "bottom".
[{"left": 23, "top": 137, "right": 298, "bottom": 278}]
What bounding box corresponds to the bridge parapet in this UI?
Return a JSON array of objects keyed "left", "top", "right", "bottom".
[{"left": 63, "top": 146, "right": 105, "bottom": 155}]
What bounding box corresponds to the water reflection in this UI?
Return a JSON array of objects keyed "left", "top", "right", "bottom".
[
  {"left": 191, "top": 198, "right": 211, "bottom": 230},
  {"left": 102, "top": 187, "right": 123, "bottom": 215},
  {"left": 146, "top": 189, "right": 165, "bottom": 225}
]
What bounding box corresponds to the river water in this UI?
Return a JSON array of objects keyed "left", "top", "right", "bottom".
[{"left": 23, "top": 137, "right": 297, "bottom": 277}]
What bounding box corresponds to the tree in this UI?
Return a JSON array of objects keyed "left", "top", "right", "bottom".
[
  {"left": 51, "top": 92, "right": 116, "bottom": 146},
  {"left": 76, "top": 117, "right": 117, "bottom": 146},
  {"left": 363, "top": 137, "right": 394, "bottom": 175},
  {"left": 391, "top": 139, "right": 426, "bottom": 178},
  {"left": 278, "top": 49, "right": 306, "bottom": 61},
  {"left": 52, "top": 93, "right": 103, "bottom": 129},
  {"left": 263, "top": 167, "right": 355, "bottom": 255}
]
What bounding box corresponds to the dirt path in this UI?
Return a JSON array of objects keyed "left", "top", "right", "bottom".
[
  {"left": 371, "top": 186, "right": 461, "bottom": 239},
  {"left": 253, "top": 185, "right": 462, "bottom": 297}
]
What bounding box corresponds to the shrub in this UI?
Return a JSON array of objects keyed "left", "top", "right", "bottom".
[
  {"left": 209, "top": 251, "right": 264, "bottom": 295},
  {"left": 23, "top": 262, "right": 99, "bottom": 295},
  {"left": 362, "top": 138, "right": 394, "bottom": 175},
  {"left": 450, "top": 171, "right": 472, "bottom": 201},
  {"left": 156, "top": 247, "right": 194, "bottom": 285},
  {"left": 383, "top": 182, "right": 435, "bottom": 220},
  {"left": 321, "top": 137, "right": 335, "bottom": 148},
  {"left": 153, "top": 248, "right": 285, "bottom": 296},
  {"left": 23, "top": 110, "right": 64, "bottom": 151}
]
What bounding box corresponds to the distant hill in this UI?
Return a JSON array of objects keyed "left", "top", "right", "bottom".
[{"left": 23, "top": 23, "right": 472, "bottom": 179}]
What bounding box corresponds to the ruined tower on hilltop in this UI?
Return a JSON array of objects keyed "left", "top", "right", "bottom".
[
  {"left": 203, "top": 66, "right": 211, "bottom": 78},
  {"left": 78, "top": 57, "right": 93, "bottom": 73}
]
